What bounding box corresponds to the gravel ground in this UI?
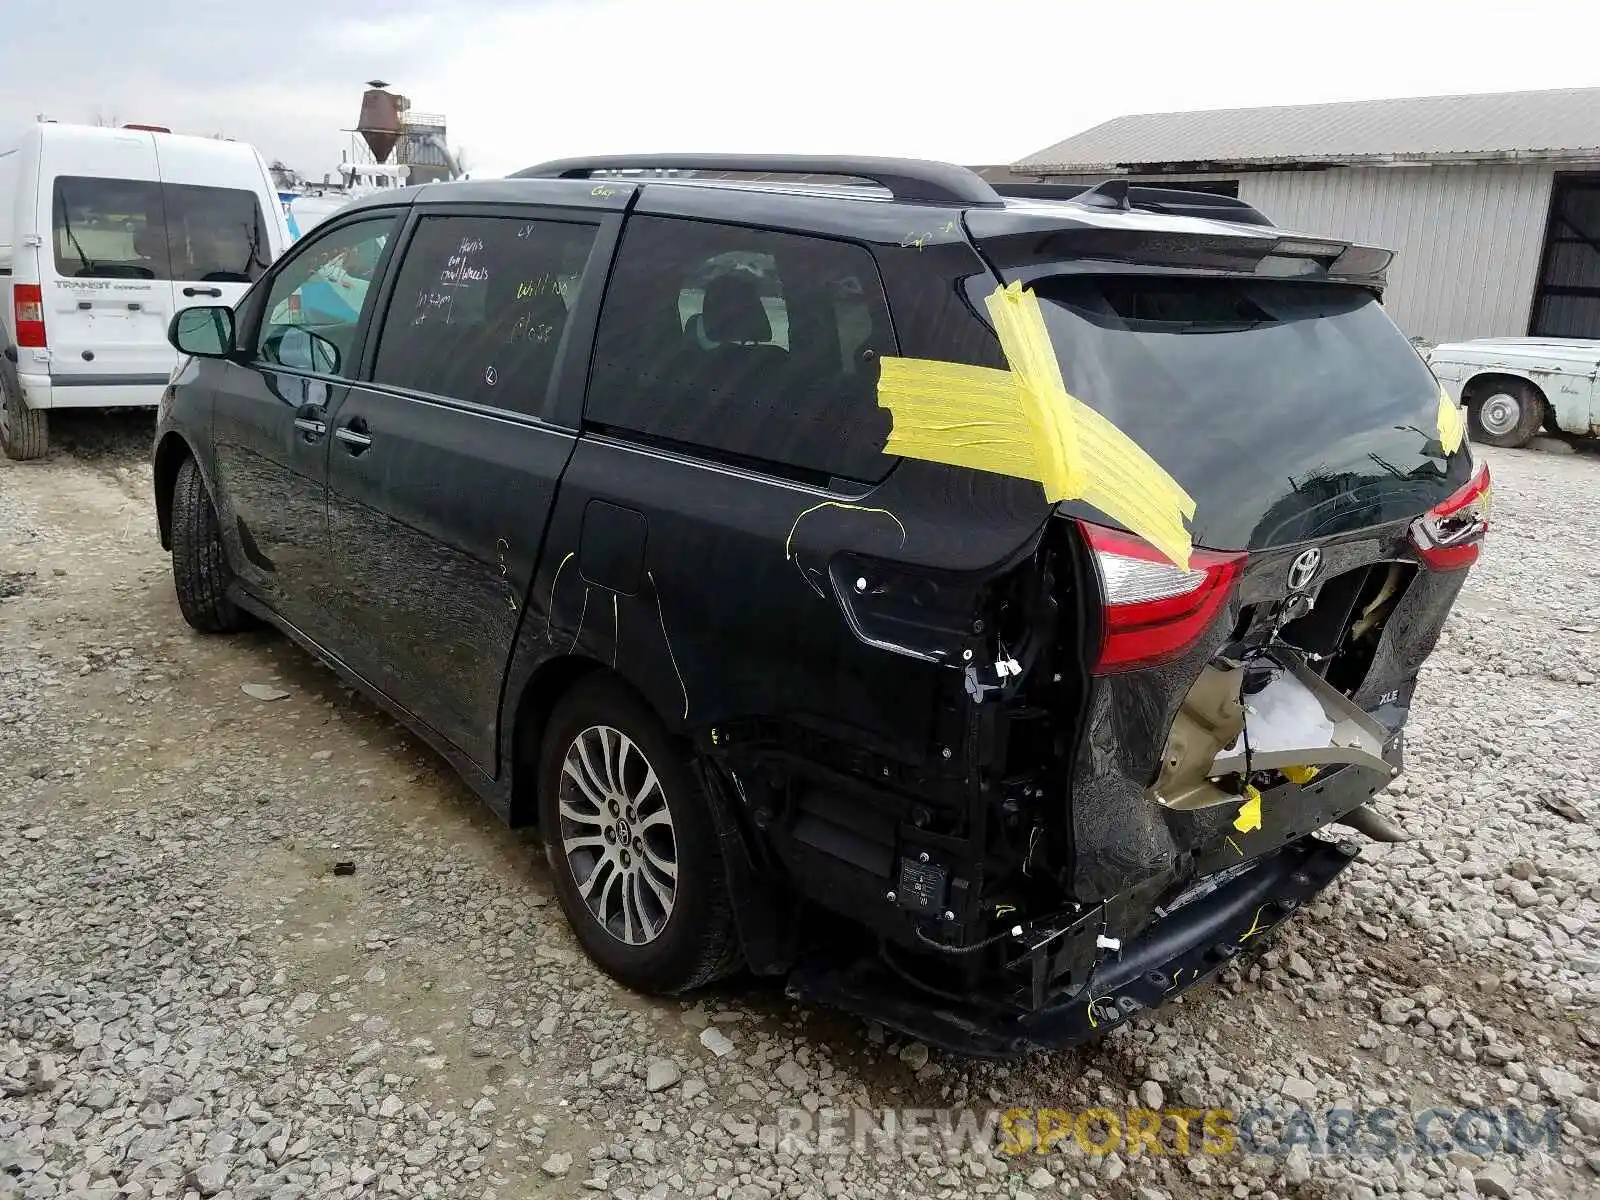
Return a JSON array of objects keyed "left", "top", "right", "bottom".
[{"left": 3, "top": 411, "right": 1599, "bottom": 1200}]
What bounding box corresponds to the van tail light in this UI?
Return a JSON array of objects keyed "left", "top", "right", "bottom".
[
  {"left": 1409, "top": 462, "right": 1492, "bottom": 571},
  {"left": 1083, "top": 522, "right": 1246, "bottom": 673},
  {"left": 14, "top": 285, "right": 46, "bottom": 348}
]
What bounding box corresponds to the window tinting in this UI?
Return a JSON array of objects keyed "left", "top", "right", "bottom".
[
  {"left": 255, "top": 216, "right": 396, "bottom": 376},
  {"left": 587, "top": 216, "right": 897, "bottom": 481},
  {"left": 1028, "top": 276, "right": 1471, "bottom": 550},
  {"left": 372, "top": 215, "right": 599, "bottom": 414},
  {"left": 52, "top": 176, "right": 269, "bottom": 282}
]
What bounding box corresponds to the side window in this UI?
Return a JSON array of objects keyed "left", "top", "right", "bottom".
[
  {"left": 371, "top": 214, "right": 600, "bottom": 415},
  {"left": 254, "top": 216, "right": 396, "bottom": 377},
  {"left": 587, "top": 216, "right": 897, "bottom": 481}
]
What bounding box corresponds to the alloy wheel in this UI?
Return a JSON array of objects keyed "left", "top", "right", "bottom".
[{"left": 557, "top": 725, "right": 678, "bottom": 946}]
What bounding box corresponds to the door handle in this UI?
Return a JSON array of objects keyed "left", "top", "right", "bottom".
[
  {"left": 335, "top": 420, "right": 373, "bottom": 453},
  {"left": 293, "top": 404, "right": 327, "bottom": 441},
  {"left": 183, "top": 286, "right": 223, "bottom": 298}
]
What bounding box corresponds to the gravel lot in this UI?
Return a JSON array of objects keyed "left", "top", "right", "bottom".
[{"left": 3, "top": 413, "right": 1599, "bottom": 1200}]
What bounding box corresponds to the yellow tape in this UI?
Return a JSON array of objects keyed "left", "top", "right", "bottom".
[
  {"left": 1437, "top": 386, "right": 1465, "bottom": 455},
  {"left": 878, "top": 359, "right": 1036, "bottom": 479},
  {"left": 1282, "top": 765, "right": 1320, "bottom": 785},
  {"left": 877, "top": 282, "right": 1197, "bottom": 570},
  {"left": 1232, "top": 785, "right": 1262, "bottom": 833}
]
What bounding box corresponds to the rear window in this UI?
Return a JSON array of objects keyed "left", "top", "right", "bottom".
[
  {"left": 52, "top": 176, "right": 269, "bottom": 283},
  {"left": 164, "top": 184, "right": 271, "bottom": 282},
  {"left": 1025, "top": 276, "right": 1472, "bottom": 550}
]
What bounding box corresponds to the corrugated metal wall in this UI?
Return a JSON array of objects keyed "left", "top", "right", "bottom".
[
  {"left": 1240, "top": 166, "right": 1553, "bottom": 342},
  {"left": 1026, "top": 165, "right": 1556, "bottom": 343}
]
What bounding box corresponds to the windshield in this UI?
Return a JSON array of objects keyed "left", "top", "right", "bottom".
[{"left": 1024, "top": 276, "right": 1472, "bottom": 550}]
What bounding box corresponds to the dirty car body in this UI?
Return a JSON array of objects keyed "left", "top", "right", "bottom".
[
  {"left": 151, "top": 159, "right": 1490, "bottom": 1057},
  {"left": 1427, "top": 336, "right": 1600, "bottom": 447}
]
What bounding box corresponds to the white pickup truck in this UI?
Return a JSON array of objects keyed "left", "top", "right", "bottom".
[{"left": 1426, "top": 337, "right": 1600, "bottom": 448}]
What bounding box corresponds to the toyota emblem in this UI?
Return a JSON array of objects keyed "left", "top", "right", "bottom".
[{"left": 1287, "top": 548, "right": 1323, "bottom": 591}]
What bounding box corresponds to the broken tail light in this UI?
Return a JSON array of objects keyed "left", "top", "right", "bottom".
[
  {"left": 1083, "top": 522, "right": 1246, "bottom": 673},
  {"left": 14, "top": 284, "right": 45, "bottom": 348},
  {"left": 1409, "top": 462, "right": 1492, "bottom": 571}
]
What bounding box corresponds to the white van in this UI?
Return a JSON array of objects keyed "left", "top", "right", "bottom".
[{"left": 0, "top": 122, "right": 291, "bottom": 459}]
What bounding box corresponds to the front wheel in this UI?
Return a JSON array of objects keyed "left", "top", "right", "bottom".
[
  {"left": 538, "top": 677, "right": 741, "bottom": 994},
  {"left": 170, "top": 455, "right": 250, "bottom": 633},
  {"left": 1467, "top": 379, "right": 1544, "bottom": 448},
  {"left": 0, "top": 372, "right": 47, "bottom": 461}
]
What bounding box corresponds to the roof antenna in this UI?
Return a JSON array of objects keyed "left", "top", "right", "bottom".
[{"left": 1073, "top": 178, "right": 1131, "bottom": 210}]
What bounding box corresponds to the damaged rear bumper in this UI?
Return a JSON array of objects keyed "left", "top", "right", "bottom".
[{"left": 787, "top": 834, "right": 1359, "bottom": 1058}]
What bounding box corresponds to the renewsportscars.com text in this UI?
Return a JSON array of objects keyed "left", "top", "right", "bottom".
[{"left": 769, "top": 1105, "right": 1564, "bottom": 1160}]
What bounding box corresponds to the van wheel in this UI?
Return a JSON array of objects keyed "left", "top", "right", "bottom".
[
  {"left": 170, "top": 455, "right": 249, "bottom": 633},
  {"left": 0, "top": 372, "right": 48, "bottom": 461},
  {"left": 538, "top": 678, "right": 741, "bottom": 994},
  {"left": 1467, "top": 378, "right": 1544, "bottom": 448}
]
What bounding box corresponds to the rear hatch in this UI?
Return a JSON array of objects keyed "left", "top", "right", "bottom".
[
  {"left": 967, "top": 215, "right": 1485, "bottom": 908},
  {"left": 41, "top": 136, "right": 275, "bottom": 396},
  {"left": 45, "top": 157, "right": 177, "bottom": 388}
]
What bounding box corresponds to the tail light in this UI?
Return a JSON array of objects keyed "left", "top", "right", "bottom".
[
  {"left": 14, "top": 285, "right": 46, "bottom": 348},
  {"left": 1083, "top": 522, "right": 1245, "bottom": 673},
  {"left": 1409, "top": 462, "right": 1492, "bottom": 571}
]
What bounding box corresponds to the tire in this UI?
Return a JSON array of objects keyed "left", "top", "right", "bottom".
[
  {"left": 0, "top": 370, "right": 48, "bottom": 461},
  {"left": 170, "top": 455, "right": 249, "bottom": 633},
  {"left": 1467, "top": 378, "right": 1544, "bottom": 448},
  {"left": 538, "top": 677, "right": 741, "bottom": 994}
]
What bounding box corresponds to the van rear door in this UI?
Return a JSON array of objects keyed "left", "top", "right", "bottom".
[
  {"left": 43, "top": 132, "right": 178, "bottom": 392},
  {"left": 152, "top": 136, "right": 275, "bottom": 319}
]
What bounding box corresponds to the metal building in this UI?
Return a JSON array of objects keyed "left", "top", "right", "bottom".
[{"left": 1005, "top": 88, "right": 1600, "bottom": 344}]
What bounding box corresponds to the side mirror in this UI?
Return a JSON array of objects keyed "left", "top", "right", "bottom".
[{"left": 169, "top": 306, "right": 236, "bottom": 358}]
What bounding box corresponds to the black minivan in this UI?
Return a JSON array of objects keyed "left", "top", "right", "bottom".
[{"left": 153, "top": 157, "right": 1490, "bottom": 1056}]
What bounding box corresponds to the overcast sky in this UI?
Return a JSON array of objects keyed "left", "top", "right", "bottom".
[{"left": 3, "top": 0, "right": 1597, "bottom": 181}]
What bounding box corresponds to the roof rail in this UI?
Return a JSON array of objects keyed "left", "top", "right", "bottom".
[
  {"left": 990, "top": 180, "right": 1275, "bottom": 227},
  {"left": 511, "top": 155, "right": 1004, "bottom": 207}
]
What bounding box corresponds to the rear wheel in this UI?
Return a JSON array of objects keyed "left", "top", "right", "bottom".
[
  {"left": 0, "top": 371, "right": 47, "bottom": 461},
  {"left": 538, "top": 677, "right": 740, "bottom": 993},
  {"left": 1467, "top": 378, "right": 1544, "bottom": 448},
  {"left": 170, "top": 455, "right": 249, "bottom": 633}
]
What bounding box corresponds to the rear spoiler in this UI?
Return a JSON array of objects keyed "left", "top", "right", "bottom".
[
  {"left": 989, "top": 180, "right": 1276, "bottom": 228},
  {"left": 968, "top": 186, "right": 1395, "bottom": 291}
]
